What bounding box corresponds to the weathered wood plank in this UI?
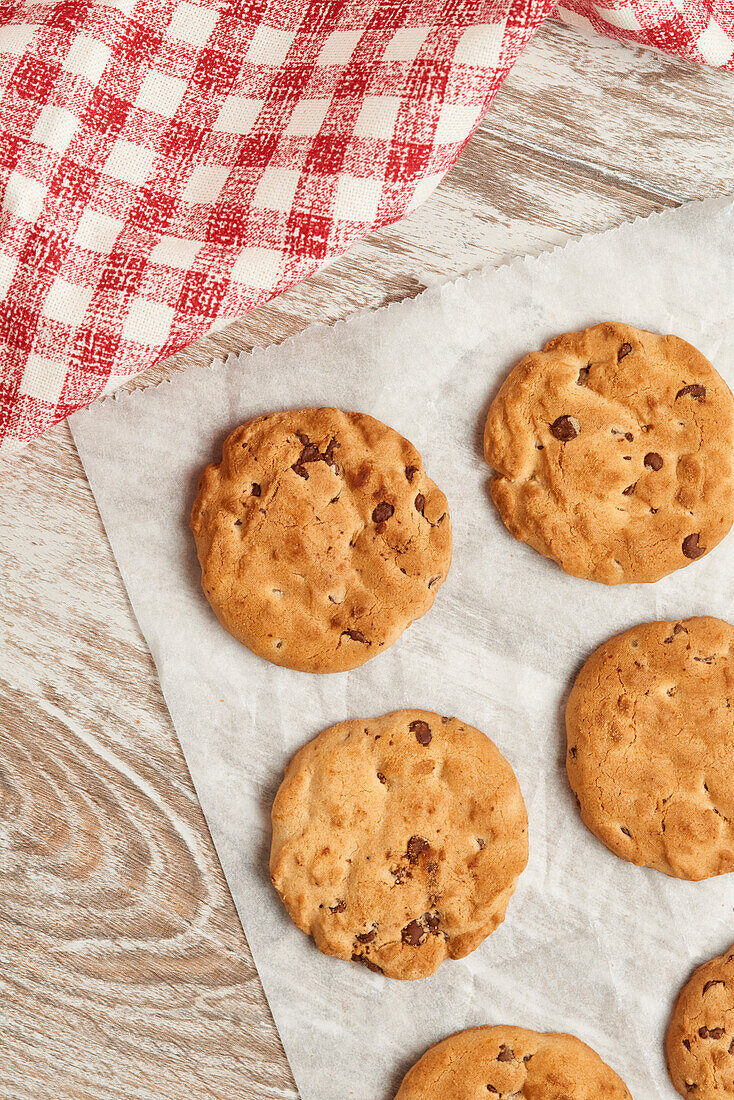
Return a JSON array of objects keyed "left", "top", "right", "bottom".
[
  {"left": 499, "top": 20, "right": 734, "bottom": 204},
  {"left": 0, "top": 440, "right": 297, "bottom": 1099}
]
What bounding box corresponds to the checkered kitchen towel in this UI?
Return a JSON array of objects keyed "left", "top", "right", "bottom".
[{"left": 1, "top": 0, "right": 733, "bottom": 454}]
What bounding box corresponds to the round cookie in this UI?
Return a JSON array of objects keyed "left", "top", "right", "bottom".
[
  {"left": 269, "top": 710, "right": 528, "bottom": 980},
  {"left": 394, "top": 1025, "right": 632, "bottom": 1099},
  {"left": 484, "top": 322, "right": 734, "bottom": 584},
  {"left": 566, "top": 616, "right": 734, "bottom": 879},
  {"left": 191, "top": 408, "right": 451, "bottom": 673},
  {"left": 667, "top": 947, "right": 734, "bottom": 1099}
]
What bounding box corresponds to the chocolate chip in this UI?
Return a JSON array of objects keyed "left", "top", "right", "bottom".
[
  {"left": 683, "top": 1040, "right": 691, "bottom": 1051},
  {"left": 353, "top": 463, "right": 371, "bottom": 488},
  {"left": 694, "top": 656, "right": 715, "bottom": 664},
  {"left": 486, "top": 1087, "right": 499, "bottom": 1095},
  {"left": 330, "top": 900, "right": 346, "bottom": 913},
  {"left": 410, "top": 719, "right": 432, "bottom": 745},
  {"left": 252, "top": 482, "right": 262, "bottom": 496},
  {"left": 704, "top": 981, "right": 725, "bottom": 993},
  {"left": 407, "top": 835, "right": 430, "bottom": 862},
  {"left": 682, "top": 533, "right": 706, "bottom": 559},
  {"left": 674, "top": 623, "right": 688, "bottom": 634},
  {"left": 549, "top": 415, "right": 580, "bottom": 441},
  {"left": 351, "top": 953, "right": 383, "bottom": 974},
  {"left": 676, "top": 384, "right": 706, "bottom": 401},
  {"left": 569, "top": 746, "right": 577, "bottom": 758},
  {"left": 497, "top": 1045, "right": 514, "bottom": 1062},
  {"left": 477, "top": 837, "right": 486, "bottom": 849},
  {"left": 621, "top": 826, "right": 632, "bottom": 837},
  {"left": 322, "top": 437, "right": 340, "bottom": 469},
  {"left": 618, "top": 342, "right": 632, "bottom": 360},
  {"left": 424, "top": 912, "right": 441, "bottom": 935},
  {"left": 644, "top": 452, "right": 663, "bottom": 470},
  {"left": 355, "top": 929, "right": 376, "bottom": 944},
  {"left": 377, "top": 772, "right": 386, "bottom": 785},
  {"left": 296, "top": 432, "right": 310, "bottom": 445},
  {"left": 343, "top": 628, "right": 368, "bottom": 643},
  {"left": 372, "top": 501, "right": 394, "bottom": 523},
  {"left": 300, "top": 443, "right": 321, "bottom": 463},
  {"left": 622, "top": 483, "right": 637, "bottom": 496},
  {"left": 414, "top": 493, "right": 425, "bottom": 515},
  {"left": 709, "top": 1028, "right": 725, "bottom": 1039},
  {"left": 577, "top": 365, "right": 590, "bottom": 385},
  {"left": 401, "top": 919, "right": 425, "bottom": 946},
  {"left": 291, "top": 463, "right": 308, "bottom": 479},
  {"left": 699, "top": 1027, "right": 710, "bottom": 1038},
  {"left": 405, "top": 465, "right": 418, "bottom": 482}
]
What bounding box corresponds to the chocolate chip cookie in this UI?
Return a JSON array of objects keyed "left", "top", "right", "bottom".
[
  {"left": 667, "top": 946, "right": 734, "bottom": 1099},
  {"left": 567, "top": 616, "right": 734, "bottom": 879},
  {"left": 484, "top": 322, "right": 734, "bottom": 583},
  {"left": 191, "top": 408, "right": 451, "bottom": 673},
  {"left": 394, "top": 1025, "right": 632, "bottom": 1098},
  {"left": 270, "top": 710, "right": 528, "bottom": 980}
]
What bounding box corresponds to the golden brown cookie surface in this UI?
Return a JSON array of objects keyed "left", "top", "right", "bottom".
[
  {"left": 566, "top": 616, "right": 734, "bottom": 879},
  {"left": 667, "top": 948, "right": 734, "bottom": 1099},
  {"left": 191, "top": 408, "right": 451, "bottom": 673},
  {"left": 270, "top": 710, "right": 528, "bottom": 980},
  {"left": 394, "top": 1025, "right": 632, "bottom": 1098},
  {"left": 484, "top": 322, "right": 734, "bottom": 583}
]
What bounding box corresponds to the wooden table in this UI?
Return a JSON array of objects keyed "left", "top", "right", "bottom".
[{"left": 2, "top": 20, "right": 733, "bottom": 1098}]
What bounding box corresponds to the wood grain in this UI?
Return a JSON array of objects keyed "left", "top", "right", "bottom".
[{"left": 2, "top": 19, "right": 733, "bottom": 1098}]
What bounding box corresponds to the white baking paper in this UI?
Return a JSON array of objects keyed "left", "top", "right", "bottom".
[{"left": 71, "top": 195, "right": 734, "bottom": 1100}]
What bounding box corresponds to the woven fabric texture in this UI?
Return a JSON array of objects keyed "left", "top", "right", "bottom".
[{"left": 1, "top": 0, "right": 732, "bottom": 453}]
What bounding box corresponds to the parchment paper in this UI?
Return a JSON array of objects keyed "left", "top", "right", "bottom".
[{"left": 71, "top": 195, "right": 734, "bottom": 1100}]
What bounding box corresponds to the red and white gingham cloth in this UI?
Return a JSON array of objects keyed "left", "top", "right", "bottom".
[{"left": 1, "top": 0, "right": 732, "bottom": 455}]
